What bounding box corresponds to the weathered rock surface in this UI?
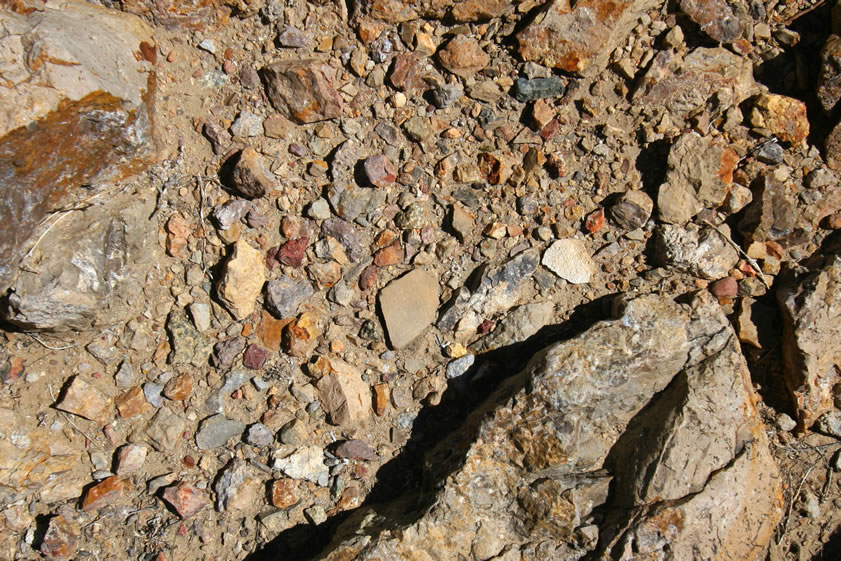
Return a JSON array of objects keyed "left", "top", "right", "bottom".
[
  {"left": 739, "top": 175, "right": 797, "bottom": 243},
  {"left": 316, "top": 293, "right": 781, "bottom": 561},
  {"left": 818, "top": 35, "right": 841, "bottom": 114},
  {"left": 261, "top": 60, "right": 343, "bottom": 124},
  {"left": 317, "top": 358, "right": 372, "bottom": 427},
  {"left": 359, "top": 0, "right": 508, "bottom": 23},
  {"left": 679, "top": 0, "right": 744, "bottom": 43},
  {"left": 2, "top": 194, "right": 157, "bottom": 332},
  {"left": 216, "top": 240, "right": 266, "bottom": 320},
  {"left": 778, "top": 252, "right": 841, "bottom": 430},
  {"left": 749, "top": 93, "right": 810, "bottom": 145},
  {"left": 654, "top": 223, "right": 740, "bottom": 279},
  {"left": 542, "top": 238, "right": 595, "bottom": 284},
  {"left": 0, "top": 1, "right": 157, "bottom": 294},
  {"left": 379, "top": 269, "right": 439, "bottom": 349}
]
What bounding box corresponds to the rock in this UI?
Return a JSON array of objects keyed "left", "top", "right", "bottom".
[
  {"left": 739, "top": 175, "right": 796, "bottom": 243},
  {"left": 517, "top": 0, "right": 659, "bottom": 76},
  {"left": 749, "top": 93, "right": 809, "bottom": 144},
  {"left": 121, "top": 0, "right": 220, "bottom": 29},
  {"left": 143, "top": 382, "right": 164, "bottom": 408},
  {"left": 438, "top": 35, "right": 489, "bottom": 78},
  {"left": 450, "top": 204, "right": 474, "bottom": 242},
  {"left": 363, "top": 154, "right": 397, "bottom": 187},
  {"left": 469, "top": 80, "right": 504, "bottom": 102},
  {"left": 261, "top": 59, "right": 343, "bottom": 124},
  {"left": 277, "top": 26, "right": 309, "bottom": 48},
  {"left": 1, "top": 193, "right": 157, "bottom": 332},
  {"left": 242, "top": 343, "right": 268, "bottom": 370},
  {"left": 379, "top": 269, "right": 439, "bottom": 348},
  {"left": 161, "top": 483, "right": 210, "bottom": 519},
  {"left": 189, "top": 302, "right": 211, "bottom": 333},
  {"left": 542, "top": 239, "right": 595, "bottom": 284},
  {"left": 327, "top": 182, "right": 388, "bottom": 221},
  {"left": 709, "top": 276, "right": 738, "bottom": 297},
  {"left": 657, "top": 133, "right": 738, "bottom": 225},
  {"left": 334, "top": 439, "right": 378, "bottom": 461},
  {"left": 115, "top": 444, "right": 147, "bottom": 475},
  {"left": 321, "top": 218, "right": 366, "bottom": 261},
  {"left": 317, "top": 293, "right": 781, "bottom": 561},
  {"left": 430, "top": 84, "right": 464, "bottom": 108},
  {"left": 277, "top": 238, "right": 309, "bottom": 268},
  {"left": 0, "top": 1, "right": 156, "bottom": 293},
  {"left": 826, "top": 119, "right": 841, "bottom": 171},
  {"left": 776, "top": 413, "right": 797, "bottom": 432},
  {"left": 217, "top": 240, "right": 266, "bottom": 320},
  {"left": 607, "top": 190, "right": 652, "bottom": 230},
  {"left": 195, "top": 414, "right": 246, "bottom": 450},
  {"left": 212, "top": 200, "right": 252, "bottom": 230},
  {"left": 230, "top": 111, "right": 263, "bottom": 138},
  {"left": 203, "top": 122, "right": 232, "bottom": 155},
  {"left": 265, "top": 276, "right": 314, "bottom": 319},
  {"left": 142, "top": 407, "right": 185, "bottom": 451},
  {"left": 246, "top": 423, "right": 274, "bottom": 447},
  {"left": 678, "top": 0, "right": 744, "bottom": 43},
  {"left": 41, "top": 515, "right": 79, "bottom": 561},
  {"left": 374, "top": 242, "right": 403, "bottom": 266},
  {"left": 511, "top": 77, "right": 566, "bottom": 102},
  {"left": 270, "top": 479, "right": 300, "bottom": 509},
  {"left": 272, "top": 445, "right": 329, "bottom": 486},
  {"left": 778, "top": 253, "right": 841, "bottom": 430},
  {"left": 55, "top": 376, "right": 111, "bottom": 422},
  {"left": 476, "top": 301, "right": 555, "bottom": 352},
  {"left": 445, "top": 354, "right": 475, "bottom": 379},
  {"left": 308, "top": 198, "right": 332, "bottom": 220},
  {"left": 115, "top": 386, "right": 150, "bottom": 418},
  {"left": 654, "top": 223, "right": 739, "bottom": 280},
  {"left": 163, "top": 372, "right": 193, "bottom": 401},
  {"left": 215, "top": 459, "right": 261, "bottom": 512},
  {"left": 81, "top": 476, "right": 130, "bottom": 511},
  {"left": 279, "top": 418, "right": 308, "bottom": 446},
  {"left": 403, "top": 116, "right": 432, "bottom": 142},
  {"left": 213, "top": 337, "right": 246, "bottom": 370},
  {"left": 115, "top": 362, "right": 136, "bottom": 389},
  {"left": 317, "top": 358, "right": 371, "bottom": 427},
  {"left": 816, "top": 410, "right": 841, "bottom": 438},
  {"left": 818, "top": 35, "right": 841, "bottom": 114},
  {"left": 167, "top": 309, "right": 211, "bottom": 366},
  {"left": 282, "top": 312, "right": 321, "bottom": 357},
  {"left": 633, "top": 48, "right": 756, "bottom": 122},
  {"left": 389, "top": 53, "right": 420, "bottom": 92},
  {"left": 361, "top": 0, "right": 506, "bottom": 22},
  {"left": 230, "top": 147, "right": 274, "bottom": 199}
]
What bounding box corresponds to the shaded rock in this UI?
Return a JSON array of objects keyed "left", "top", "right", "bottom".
[
  {"left": 1, "top": 193, "right": 157, "bottom": 332},
  {"left": 316, "top": 293, "right": 780, "bottom": 561},
  {"left": 230, "top": 147, "right": 273, "bottom": 199},
  {"left": 115, "top": 444, "right": 147, "bottom": 475},
  {"left": 317, "top": 358, "right": 372, "bottom": 427},
  {"left": 167, "top": 309, "right": 211, "bottom": 365},
  {"left": 379, "top": 269, "right": 439, "bottom": 348},
  {"left": 739, "top": 175, "right": 796, "bottom": 243},
  {"left": 55, "top": 376, "right": 111, "bottom": 422},
  {"left": 476, "top": 301, "right": 554, "bottom": 352},
  {"left": 0, "top": 1, "right": 157, "bottom": 293},
  {"left": 195, "top": 414, "right": 246, "bottom": 450},
  {"left": 261, "top": 59, "right": 343, "bottom": 124},
  {"left": 265, "top": 276, "right": 314, "bottom": 319},
  {"left": 429, "top": 84, "right": 464, "bottom": 108},
  {"left": 610, "top": 189, "right": 653, "bottom": 230},
  {"left": 41, "top": 515, "right": 79, "bottom": 561},
  {"left": 818, "top": 35, "right": 841, "bottom": 114},
  {"left": 511, "top": 77, "right": 566, "bottom": 102},
  {"left": 709, "top": 276, "right": 738, "bottom": 297},
  {"left": 438, "top": 35, "right": 489, "bottom": 78},
  {"left": 542, "top": 239, "right": 595, "bottom": 284},
  {"left": 321, "top": 217, "right": 366, "bottom": 261},
  {"left": 445, "top": 354, "right": 475, "bottom": 379},
  {"left": 517, "top": 0, "right": 659, "bottom": 76},
  {"left": 217, "top": 240, "right": 266, "bottom": 320},
  {"left": 203, "top": 122, "right": 232, "bottom": 155},
  {"left": 246, "top": 423, "right": 274, "bottom": 447},
  {"left": 749, "top": 93, "right": 809, "bottom": 145},
  {"left": 654, "top": 223, "right": 739, "bottom": 280},
  {"left": 825, "top": 119, "right": 841, "bottom": 171},
  {"left": 657, "top": 132, "right": 738, "bottom": 225},
  {"left": 679, "top": 0, "right": 744, "bottom": 43},
  {"left": 162, "top": 482, "right": 210, "bottom": 519},
  {"left": 778, "top": 253, "right": 841, "bottom": 430},
  {"left": 272, "top": 445, "right": 329, "bottom": 486}
]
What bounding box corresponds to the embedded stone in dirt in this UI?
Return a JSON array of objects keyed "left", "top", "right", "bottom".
[
  {"left": 363, "top": 154, "right": 397, "bottom": 187},
  {"left": 81, "top": 476, "right": 131, "bottom": 511},
  {"left": 161, "top": 482, "right": 210, "bottom": 519},
  {"left": 272, "top": 445, "right": 329, "bottom": 486},
  {"left": 261, "top": 59, "right": 343, "bottom": 124},
  {"left": 654, "top": 223, "right": 739, "bottom": 280},
  {"left": 216, "top": 240, "right": 266, "bottom": 320},
  {"left": 379, "top": 269, "right": 439, "bottom": 349},
  {"left": 317, "top": 358, "right": 371, "bottom": 427},
  {"left": 40, "top": 515, "right": 79, "bottom": 561},
  {"left": 542, "top": 239, "right": 595, "bottom": 284},
  {"left": 55, "top": 376, "right": 111, "bottom": 422},
  {"left": 678, "top": 0, "right": 744, "bottom": 43},
  {"left": 195, "top": 414, "right": 246, "bottom": 450},
  {"left": 749, "top": 93, "right": 809, "bottom": 145},
  {"left": 438, "top": 35, "right": 489, "bottom": 78},
  {"left": 230, "top": 147, "right": 274, "bottom": 199}
]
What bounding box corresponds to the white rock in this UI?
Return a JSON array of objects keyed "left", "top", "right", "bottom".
[
  {"left": 272, "top": 445, "right": 329, "bottom": 486},
  {"left": 542, "top": 239, "right": 595, "bottom": 284}
]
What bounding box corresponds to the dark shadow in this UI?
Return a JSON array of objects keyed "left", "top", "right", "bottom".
[
  {"left": 216, "top": 150, "right": 242, "bottom": 196},
  {"left": 245, "top": 295, "right": 617, "bottom": 561},
  {"left": 813, "top": 524, "right": 841, "bottom": 561},
  {"left": 635, "top": 136, "right": 671, "bottom": 192}
]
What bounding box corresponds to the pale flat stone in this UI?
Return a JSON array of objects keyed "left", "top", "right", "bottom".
[
  {"left": 379, "top": 269, "right": 439, "bottom": 349},
  {"left": 542, "top": 239, "right": 595, "bottom": 284},
  {"left": 216, "top": 240, "right": 266, "bottom": 320}
]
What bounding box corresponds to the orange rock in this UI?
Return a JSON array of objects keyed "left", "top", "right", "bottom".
[
  {"left": 55, "top": 376, "right": 111, "bottom": 422},
  {"left": 163, "top": 373, "right": 193, "bottom": 401},
  {"left": 258, "top": 311, "right": 290, "bottom": 352},
  {"left": 374, "top": 242, "right": 404, "bottom": 266},
  {"left": 81, "top": 476, "right": 131, "bottom": 511},
  {"left": 165, "top": 214, "right": 191, "bottom": 257},
  {"left": 115, "top": 386, "right": 150, "bottom": 418},
  {"left": 373, "top": 383, "right": 389, "bottom": 416},
  {"left": 282, "top": 312, "right": 321, "bottom": 358},
  {"left": 270, "top": 479, "right": 300, "bottom": 509}
]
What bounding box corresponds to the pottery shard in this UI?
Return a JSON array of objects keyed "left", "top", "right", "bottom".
[
  {"left": 778, "top": 253, "right": 841, "bottom": 430},
  {"left": 0, "top": 0, "right": 157, "bottom": 294},
  {"left": 261, "top": 60, "right": 343, "bottom": 124},
  {"left": 379, "top": 269, "right": 439, "bottom": 349},
  {"left": 317, "top": 358, "right": 371, "bottom": 427},
  {"left": 317, "top": 293, "right": 781, "bottom": 561},
  {"left": 517, "top": 0, "right": 660, "bottom": 76},
  {"left": 217, "top": 240, "right": 266, "bottom": 320}
]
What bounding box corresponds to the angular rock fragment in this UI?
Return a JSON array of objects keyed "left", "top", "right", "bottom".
[
  {"left": 778, "top": 253, "right": 841, "bottom": 430},
  {"left": 438, "top": 35, "right": 489, "bottom": 78},
  {"left": 739, "top": 175, "right": 796, "bottom": 243},
  {"left": 609, "top": 189, "right": 653, "bottom": 230},
  {"left": 261, "top": 59, "right": 343, "bottom": 124},
  {"left": 81, "top": 476, "right": 130, "bottom": 511},
  {"left": 216, "top": 240, "right": 266, "bottom": 320},
  {"left": 679, "top": 0, "right": 744, "bottom": 43},
  {"left": 270, "top": 479, "right": 300, "bottom": 509},
  {"left": 55, "top": 376, "right": 111, "bottom": 422},
  {"left": 115, "top": 386, "right": 150, "bottom": 418},
  {"left": 818, "top": 35, "right": 841, "bottom": 114},
  {"left": 215, "top": 459, "right": 261, "bottom": 512},
  {"left": 511, "top": 77, "right": 566, "bottom": 102},
  {"left": 749, "top": 93, "right": 809, "bottom": 144},
  {"left": 230, "top": 147, "right": 273, "bottom": 199},
  {"left": 363, "top": 154, "right": 397, "bottom": 187},
  {"left": 825, "top": 119, "right": 841, "bottom": 171},
  {"left": 162, "top": 482, "right": 210, "bottom": 519},
  {"left": 334, "top": 439, "right": 378, "bottom": 461},
  {"left": 379, "top": 269, "right": 439, "bottom": 348},
  {"left": 282, "top": 312, "right": 321, "bottom": 358},
  {"left": 142, "top": 407, "right": 185, "bottom": 451},
  {"left": 195, "top": 414, "right": 246, "bottom": 450},
  {"left": 316, "top": 293, "right": 781, "bottom": 561},
  {"left": 654, "top": 223, "right": 739, "bottom": 280},
  {"left": 317, "top": 358, "right": 371, "bottom": 427},
  {"left": 542, "top": 239, "right": 595, "bottom": 284},
  {"left": 265, "top": 276, "right": 314, "bottom": 319},
  {"left": 167, "top": 309, "right": 211, "bottom": 366},
  {"left": 429, "top": 84, "right": 464, "bottom": 108},
  {"left": 272, "top": 445, "right": 329, "bottom": 486},
  {"left": 115, "top": 444, "right": 147, "bottom": 475},
  {"left": 41, "top": 515, "right": 79, "bottom": 561}
]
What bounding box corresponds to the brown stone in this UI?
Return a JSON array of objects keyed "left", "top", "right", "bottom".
[
  {"left": 115, "top": 386, "right": 150, "bottom": 418},
  {"left": 165, "top": 214, "right": 191, "bottom": 258},
  {"left": 258, "top": 311, "right": 288, "bottom": 352},
  {"left": 121, "top": 0, "right": 222, "bottom": 30},
  {"left": 282, "top": 312, "right": 321, "bottom": 358},
  {"left": 438, "top": 35, "right": 489, "bottom": 78},
  {"left": 388, "top": 53, "right": 421, "bottom": 93},
  {"left": 334, "top": 439, "right": 378, "bottom": 461},
  {"left": 81, "top": 476, "right": 131, "bottom": 511},
  {"left": 709, "top": 276, "right": 738, "bottom": 297},
  {"left": 317, "top": 358, "right": 371, "bottom": 427},
  {"left": 373, "top": 383, "right": 389, "bottom": 416},
  {"left": 818, "top": 35, "right": 841, "bottom": 114},
  {"left": 359, "top": 265, "right": 378, "bottom": 291},
  {"left": 162, "top": 482, "right": 210, "bottom": 519},
  {"left": 40, "top": 515, "right": 79, "bottom": 561},
  {"left": 278, "top": 237, "right": 308, "bottom": 268},
  {"left": 364, "top": 154, "right": 398, "bottom": 187},
  {"left": 738, "top": 175, "right": 796, "bottom": 243},
  {"left": 826, "top": 119, "right": 841, "bottom": 171},
  {"left": 163, "top": 373, "right": 192, "bottom": 401},
  {"left": 749, "top": 93, "right": 810, "bottom": 145},
  {"left": 478, "top": 152, "right": 503, "bottom": 185},
  {"left": 261, "top": 59, "right": 343, "bottom": 124},
  {"left": 55, "top": 376, "right": 111, "bottom": 422},
  {"left": 678, "top": 0, "right": 743, "bottom": 43},
  {"left": 363, "top": 0, "right": 506, "bottom": 22},
  {"left": 0, "top": 1, "right": 157, "bottom": 293},
  {"left": 263, "top": 113, "right": 295, "bottom": 139},
  {"left": 231, "top": 147, "right": 273, "bottom": 199},
  {"left": 270, "top": 479, "right": 300, "bottom": 509},
  {"left": 374, "top": 242, "right": 404, "bottom": 266}
]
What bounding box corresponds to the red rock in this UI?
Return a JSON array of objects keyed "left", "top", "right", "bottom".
[
  {"left": 709, "top": 276, "right": 738, "bottom": 298},
  {"left": 438, "top": 35, "right": 489, "bottom": 78},
  {"left": 364, "top": 154, "right": 398, "bottom": 188},
  {"left": 278, "top": 237, "right": 308, "bottom": 268},
  {"left": 243, "top": 344, "right": 269, "bottom": 369},
  {"left": 334, "top": 439, "right": 378, "bottom": 461},
  {"left": 162, "top": 483, "right": 210, "bottom": 519},
  {"left": 359, "top": 265, "right": 378, "bottom": 291},
  {"left": 270, "top": 479, "right": 300, "bottom": 509},
  {"left": 163, "top": 373, "right": 192, "bottom": 401},
  {"left": 374, "top": 241, "right": 404, "bottom": 266},
  {"left": 1, "top": 356, "right": 24, "bottom": 384},
  {"left": 540, "top": 118, "right": 560, "bottom": 141},
  {"left": 584, "top": 208, "right": 605, "bottom": 233},
  {"left": 389, "top": 53, "right": 421, "bottom": 93},
  {"left": 231, "top": 147, "right": 273, "bottom": 199},
  {"left": 121, "top": 0, "right": 221, "bottom": 30},
  {"left": 82, "top": 476, "right": 131, "bottom": 511},
  {"left": 40, "top": 515, "right": 79, "bottom": 561},
  {"left": 261, "top": 60, "right": 343, "bottom": 124},
  {"left": 165, "top": 214, "right": 191, "bottom": 257},
  {"left": 115, "top": 386, "right": 150, "bottom": 418}
]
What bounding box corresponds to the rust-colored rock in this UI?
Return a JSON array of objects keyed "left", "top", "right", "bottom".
[
  {"left": 55, "top": 376, "right": 112, "bottom": 422},
  {"left": 40, "top": 515, "right": 79, "bottom": 560},
  {"left": 373, "top": 383, "right": 389, "bottom": 415},
  {"left": 0, "top": 0, "right": 157, "bottom": 293},
  {"left": 230, "top": 147, "right": 274, "bottom": 199},
  {"left": 162, "top": 482, "right": 210, "bottom": 519},
  {"left": 374, "top": 242, "right": 404, "bottom": 266},
  {"left": 165, "top": 214, "right": 191, "bottom": 258},
  {"left": 121, "top": 0, "right": 225, "bottom": 30},
  {"left": 438, "top": 35, "right": 489, "bottom": 78},
  {"left": 270, "top": 479, "right": 300, "bottom": 509},
  {"left": 362, "top": 0, "right": 507, "bottom": 22},
  {"left": 258, "top": 310, "right": 289, "bottom": 352},
  {"left": 282, "top": 312, "right": 321, "bottom": 358},
  {"left": 261, "top": 60, "right": 343, "bottom": 124},
  {"left": 678, "top": 0, "right": 743, "bottom": 43},
  {"left": 749, "top": 93, "right": 810, "bottom": 145},
  {"left": 81, "top": 476, "right": 131, "bottom": 511},
  {"left": 163, "top": 373, "right": 193, "bottom": 401},
  {"left": 115, "top": 386, "right": 150, "bottom": 418}
]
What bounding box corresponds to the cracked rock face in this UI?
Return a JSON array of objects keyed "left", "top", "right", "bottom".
[{"left": 317, "top": 292, "right": 781, "bottom": 561}]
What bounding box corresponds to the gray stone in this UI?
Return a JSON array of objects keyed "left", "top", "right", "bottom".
[
  {"left": 403, "top": 116, "right": 432, "bottom": 142},
  {"left": 115, "top": 361, "right": 136, "bottom": 389},
  {"left": 379, "top": 269, "right": 439, "bottom": 349},
  {"left": 542, "top": 239, "right": 595, "bottom": 284},
  {"left": 261, "top": 59, "right": 343, "bottom": 124},
  {"left": 212, "top": 200, "right": 252, "bottom": 230},
  {"left": 430, "top": 84, "right": 464, "bottom": 108},
  {"left": 476, "top": 301, "right": 555, "bottom": 352},
  {"left": 167, "top": 309, "right": 211, "bottom": 366},
  {"left": 142, "top": 407, "right": 185, "bottom": 452},
  {"left": 143, "top": 382, "right": 164, "bottom": 408},
  {"left": 277, "top": 26, "right": 309, "bottom": 48},
  {"left": 195, "top": 414, "right": 246, "bottom": 450},
  {"left": 272, "top": 445, "right": 329, "bottom": 486},
  {"left": 246, "top": 423, "right": 275, "bottom": 447},
  {"left": 189, "top": 302, "right": 211, "bottom": 332},
  {"left": 307, "top": 198, "right": 332, "bottom": 220},
  {"left": 213, "top": 337, "right": 246, "bottom": 370},
  {"left": 214, "top": 458, "right": 258, "bottom": 512},
  {"left": 327, "top": 182, "right": 387, "bottom": 221},
  {"left": 321, "top": 218, "right": 366, "bottom": 261},
  {"left": 445, "top": 354, "right": 475, "bottom": 380},
  {"left": 230, "top": 111, "right": 263, "bottom": 137},
  {"left": 265, "top": 276, "right": 314, "bottom": 319},
  {"left": 279, "top": 419, "right": 308, "bottom": 446},
  {"left": 511, "top": 77, "right": 566, "bottom": 102},
  {"left": 654, "top": 223, "right": 739, "bottom": 280},
  {"left": 678, "top": 0, "right": 743, "bottom": 43}
]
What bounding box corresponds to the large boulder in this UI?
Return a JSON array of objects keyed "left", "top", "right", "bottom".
[
  {"left": 0, "top": 0, "right": 157, "bottom": 294},
  {"left": 316, "top": 292, "right": 781, "bottom": 561}
]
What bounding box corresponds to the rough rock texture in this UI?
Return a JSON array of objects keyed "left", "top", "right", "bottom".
[
  {"left": 216, "top": 240, "right": 266, "bottom": 320},
  {"left": 261, "top": 60, "right": 343, "bottom": 124},
  {"left": 1, "top": 193, "right": 157, "bottom": 332},
  {"left": 359, "top": 0, "right": 508, "bottom": 22},
  {"left": 749, "top": 93, "right": 810, "bottom": 145},
  {"left": 379, "top": 269, "right": 439, "bottom": 349},
  {"left": 679, "top": 0, "right": 744, "bottom": 43},
  {"left": 517, "top": 0, "right": 660, "bottom": 76},
  {"left": 317, "top": 358, "right": 372, "bottom": 427},
  {"left": 654, "top": 223, "right": 740, "bottom": 280},
  {"left": 121, "top": 0, "right": 222, "bottom": 30},
  {"left": 0, "top": 0, "right": 157, "bottom": 294},
  {"left": 316, "top": 293, "right": 781, "bottom": 561},
  {"left": 818, "top": 35, "right": 841, "bottom": 114},
  {"left": 778, "top": 253, "right": 841, "bottom": 430},
  {"left": 739, "top": 175, "right": 797, "bottom": 242}
]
